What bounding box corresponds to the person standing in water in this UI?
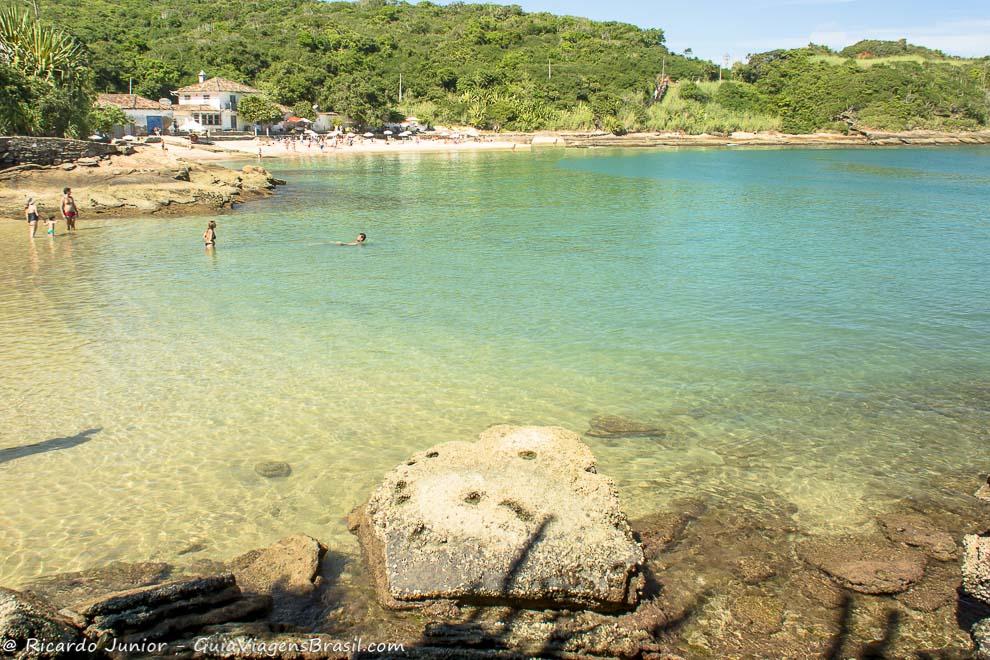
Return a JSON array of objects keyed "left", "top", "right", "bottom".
[
  {"left": 46, "top": 215, "right": 57, "bottom": 237},
  {"left": 336, "top": 233, "right": 366, "bottom": 246},
  {"left": 61, "top": 187, "right": 78, "bottom": 231},
  {"left": 203, "top": 220, "right": 217, "bottom": 248},
  {"left": 25, "top": 198, "right": 39, "bottom": 238}
]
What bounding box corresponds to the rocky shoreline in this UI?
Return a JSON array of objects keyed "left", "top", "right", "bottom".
[
  {"left": 507, "top": 128, "right": 990, "bottom": 149},
  {"left": 0, "top": 145, "right": 284, "bottom": 222},
  {"left": 2, "top": 426, "right": 988, "bottom": 659}
]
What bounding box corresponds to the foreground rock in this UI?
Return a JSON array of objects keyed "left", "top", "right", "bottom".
[
  {"left": 0, "top": 588, "right": 86, "bottom": 659},
  {"left": 61, "top": 573, "right": 269, "bottom": 646},
  {"left": 349, "top": 425, "right": 644, "bottom": 611},
  {"left": 798, "top": 536, "right": 926, "bottom": 594},
  {"left": 977, "top": 476, "right": 990, "bottom": 503},
  {"left": 964, "top": 535, "right": 990, "bottom": 605},
  {"left": 227, "top": 534, "right": 327, "bottom": 625}
]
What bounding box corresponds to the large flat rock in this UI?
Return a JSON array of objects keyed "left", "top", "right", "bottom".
[{"left": 349, "top": 425, "right": 644, "bottom": 611}]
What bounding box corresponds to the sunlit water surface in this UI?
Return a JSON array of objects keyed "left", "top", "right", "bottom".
[{"left": 1, "top": 147, "right": 988, "bottom": 585}]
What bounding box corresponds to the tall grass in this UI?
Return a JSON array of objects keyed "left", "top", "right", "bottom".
[{"left": 639, "top": 81, "right": 782, "bottom": 134}]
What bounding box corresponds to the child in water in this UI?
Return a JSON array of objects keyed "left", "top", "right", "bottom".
[{"left": 46, "top": 215, "right": 56, "bottom": 236}]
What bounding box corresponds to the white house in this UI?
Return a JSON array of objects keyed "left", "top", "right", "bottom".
[
  {"left": 171, "top": 71, "right": 262, "bottom": 132},
  {"left": 96, "top": 94, "right": 173, "bottom": 136}
]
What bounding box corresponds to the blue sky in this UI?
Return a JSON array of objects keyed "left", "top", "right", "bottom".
[{"left": 438, "top": 0, "right": 990, "bottom": 63}]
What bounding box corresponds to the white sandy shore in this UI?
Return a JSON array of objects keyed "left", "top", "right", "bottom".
[{"left": 161, "top": 136, "right": 530, "bottom": 161}]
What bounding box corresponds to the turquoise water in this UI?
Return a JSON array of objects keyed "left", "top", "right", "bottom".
[{"left": 1, "top": 147, "right": 988, "bottom": 585}]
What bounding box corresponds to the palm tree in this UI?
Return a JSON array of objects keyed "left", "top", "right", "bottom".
[
  {"left": 0, "top": 5, "right": 92, "bottom": 136},
  {"left": 0, "top": 4, "right": 85, "bottom": 81}
]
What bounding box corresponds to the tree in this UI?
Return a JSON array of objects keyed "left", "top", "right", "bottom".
[
  {"left": 291, "top": 100, "right": 316, "bottom": 120},
  {"left": 88, "top": 102, "right": 128, "bottom": 133},
  {"left": 238, "top": 94, "right": 284, "bottom": 128}
]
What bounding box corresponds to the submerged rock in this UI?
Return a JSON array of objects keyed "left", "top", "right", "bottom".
[
  {"left": 21, "top": 562, "right": 174, "bottom": 612},
  {"left": 349, "top": 425, "right": 645, "bottom": 611},
  {"left": 254, "top": 461, "right": 292, "bottom": 478},
  {"left": 585, "top": 415, "right": 666, "bottom": 439},
  {"left": 878, "top": 513, "right": 958, "bottom": 561},
  {"left": 963, "top": 535, "right": 990, "bottom": 605},
  {"left": 798, "top": 537, "right": 926, "bottom": 594},
  {"left": 0, "top": 588, "right": 85, "bottom": 659}
]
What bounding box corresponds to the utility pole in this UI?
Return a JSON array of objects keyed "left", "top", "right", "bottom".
[
  {"left": 661, "top": 56, "right": 666, "bottom": 78},
  {"left": 722, "top": 53, "right": 730, "bottom": 81},
  {"left": 548, "top": 58, "right": 551, "bottom": 81},
  {"left": 398, "top": 72, "right": 403, "bottom": 103}
]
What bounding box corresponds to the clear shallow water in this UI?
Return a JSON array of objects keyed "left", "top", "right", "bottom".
[{"left": 1, "top": 147, "right": 988, "bottom": 585}]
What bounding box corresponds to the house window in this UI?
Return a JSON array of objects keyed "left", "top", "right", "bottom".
[
  {"left": 202, "top": 94, "right": 210, "bottom": 101},
  {"left": 229, "top": 94, "right": 237, "bottom": 110},
  {"left": 194, "top": 113, "right": 221, "bottom": 126},
  {"left": 183, "top": 95, "right": 191, "bottom": 101}
]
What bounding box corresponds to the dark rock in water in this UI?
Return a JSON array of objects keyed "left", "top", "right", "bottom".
[
  {"left": 789, "top": 569, "right": 848, "bottom": 609},
  {"left": 974, "top": 618, "right": 990, "bottom": 660},
  {"left": 585, "top": 415, "right": 667, "bottom": 439},
  {"left": 21, "top": 561, "right": 174, "bottom": 612},
  {"left": 254, "top": 461, "right": 292, "bottom": 478},
  {"left": 349, "top": 425, "right": 645, "bottom": 611},
  {"left": 733, "top": 556, "right": 778, "bottom": 585},
  {"left": 62, "top": 573, "right": 269, "bottom": 644},
  {"left": 227, "top": 534, "right": 327, "bottom": 626},
  {"left": 896, "top": 561, "right": 961, "bottom": 613},
  {"left": 729, "top": 594, "right": 785, "bottom": 634},
  {"left": 878, "top": 513, "right": 958, "bottom": 561},
  {"left": 798, "top": 537, "right": 926, "bottom": 594},
  {"left": 963, "top": 535, "right": 990, "bottom": 606},
  {"left": 630, "top": 510, "right": 694, "bottom": 560},
  {"left": 0, "top": 587, "right": 85, "bottom": 659}
]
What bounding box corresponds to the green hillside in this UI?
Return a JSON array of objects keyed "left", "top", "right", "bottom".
[{"left": 4, "top": 0, "right": 990, "bottom": 135}]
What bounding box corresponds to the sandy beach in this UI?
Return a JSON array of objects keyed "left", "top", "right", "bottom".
[{"left": 162, "top": 135, "right": 532, "bottom": 161}]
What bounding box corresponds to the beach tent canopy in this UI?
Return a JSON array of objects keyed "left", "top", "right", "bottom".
[
  {"left": 179, "top": 118, "right": 203, "bottom": 131},
  {"left": 303, "top": 128, "right": 318, "bottom": 136},
  {"left": 466, "top": 128, "right": 480, "bottom": 137}
]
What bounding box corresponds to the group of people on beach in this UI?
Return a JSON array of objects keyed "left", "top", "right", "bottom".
[{"left": 24, "top": 188, "right": 78, "bottom": 238}]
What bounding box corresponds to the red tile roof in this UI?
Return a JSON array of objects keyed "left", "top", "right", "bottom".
[
  {"left": 176, "top": 77, "right": 261, "bottom": 94},
  {"left": 97, "top": 93, "right": 165, "bottom": 110}
]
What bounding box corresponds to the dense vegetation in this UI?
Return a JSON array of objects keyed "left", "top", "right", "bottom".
[{"left": 4, "top": 0, "right": 990, "bottom": 135}]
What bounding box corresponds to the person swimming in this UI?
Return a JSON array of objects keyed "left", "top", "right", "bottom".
[{"left": 336, "top": 233, "right": 366, "bottom": 246}]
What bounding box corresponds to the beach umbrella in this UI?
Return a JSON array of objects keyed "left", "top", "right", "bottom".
[
  {"left": 121, "top": 135, "right": 136, "bottom": 141},
  {"left": 88, "top": 134, "right": 104, "bottom": 141},
  {"left": 398, "top": 131, "right": 411, "bottom": 137},
  {"left": 466, "top": 128, "right": 480, "bottom": 137},
  {"left": 179, "top": 118, "right": 203, "bottom": 132},
  {"left": 363, "top": 132, "right": 374, "bottom": 138},
  {"left": 384, "top": 130, "right": 393, "bottom": 135}
]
